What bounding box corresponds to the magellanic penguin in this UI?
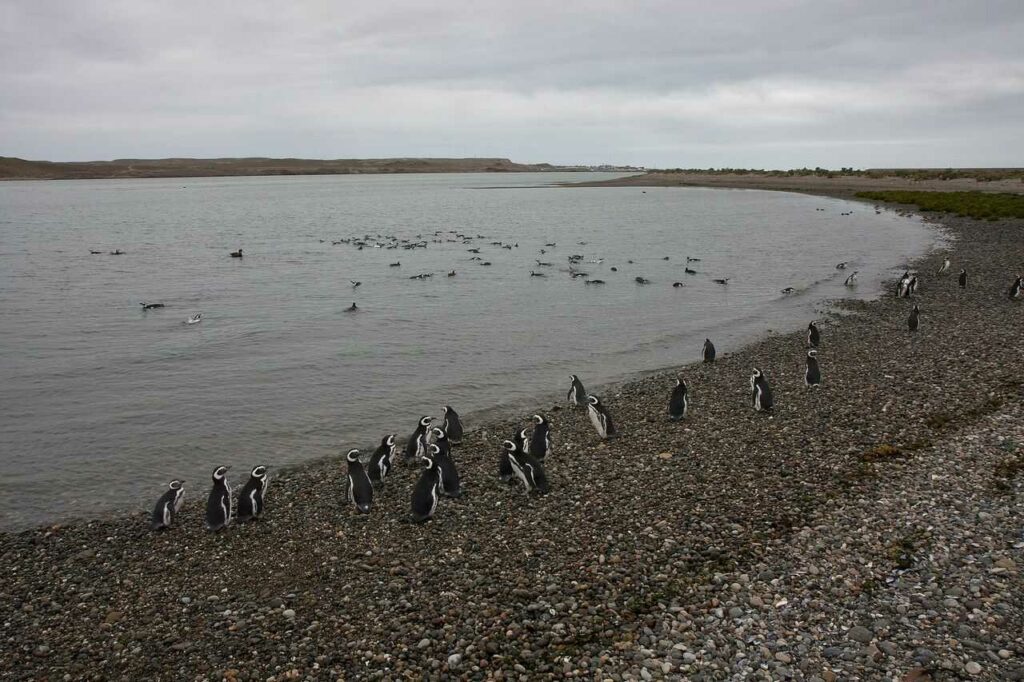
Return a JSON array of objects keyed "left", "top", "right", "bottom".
[
  {"left": 844, "top": 271, "right": 858, "bottom": 287},
  {"left": 410, "top": 453, "right": 441, "bottom": 523},
  {"left": 236, "top": 465, "right": 270, "bottom": 522},
  {"left": 567, "top": 374, "right": 588, "bottom": 408},
  {"left": 668, "top": 376, "right": 689, "bottom": 421},
  {"left": 896, "top": 271, "right": 911, "bottom": 298},
  {"left": 505, "top": 439, "right": 550, "bottom": 495},
  {"left": 908, "top": 304, "right": 920, "bottom": 333},
  {"left": 807, "top": 321, "right": 821, "bottom": 348},
  {"left": 587, "top": 394, "right": 617, "bottom": 439},
  {"left": 441, "top": 405, "right": 464, "bottom": 444},
  {"left": 750, "top": 369, "right": 774, "bottom": 412},
  {"left": 403, "top": 416, "right": 432, "bottom": 463},
  {"left": 528, "top": 414, "right": 552, "bottom": 460},
  {"left": 1009, "top": 275, "right": 1023, "bottom": 300},
  {"left": 346, "top": 449, "right": 373, "bottom": 514},
  {"left": 151, "top": 479, "right": 185, "bottom": 531},
  {"left": 958, "top": 269, "right": 967, "bottom": 288},
  {"left": 205, "top": 466, "right": 232, "bottom": 532},
  {"left": 367, "top": 434, "right": 397, "bottom": 487},
  {"left": 805, "top": 351, "right": 822, "bottom": 387},
  {"left": 908, "top": 275, "right": 919, "bottom": 295},
  {"left": 499, "top": 433, "right": 519, "bottom": 482},
  {"left": 430, "top": 431, "right": 462, "bottom": 498},
  {"left": 937, "top": 257, "right": 950, "bottom": 275},
  {"left": 702, "top": 338, "right": 716, "bottom": 363}
]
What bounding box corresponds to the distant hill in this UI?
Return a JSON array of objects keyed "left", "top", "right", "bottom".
[{"left": 0, "top": 156, "right": 582, "bottom": 180}]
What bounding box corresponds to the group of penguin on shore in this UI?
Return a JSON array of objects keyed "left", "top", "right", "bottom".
[{"left": 151, "top": 255, "right": 1023, "bottom": 532}]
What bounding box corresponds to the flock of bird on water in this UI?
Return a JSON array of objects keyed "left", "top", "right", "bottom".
[{"left": 146, "top": 241, "right": 1021, "bottom": 532}]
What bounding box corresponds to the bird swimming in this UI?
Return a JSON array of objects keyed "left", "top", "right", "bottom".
[
  {"left": 186, "top": 313, "right": 202, "bottom": 325},
  {"left": 844, "top": 271, "right": 858, "bottom": 287},
  {"left": 713, "top": 278, "right": 730, "bottom": 285},
  {"left": 672, "top": 282, "right": 684, "bottom": 288},
  {"left": 684, "top": 267, "right": 697, "bottom": 274},
  {"left": 350, "top": 280, "right": 361, "bottom": 288},
  {"left": 230, "top": 249, "right": 243, "bottom": 258},
  {"left": 345, "top": 302, "right": 358, "bottom": 312},
  {"left": 781, "top": 287, "right": 796, "bottom": 295},
  {"left": 140, "top": 302, "right": 165, "bottom": 310}
]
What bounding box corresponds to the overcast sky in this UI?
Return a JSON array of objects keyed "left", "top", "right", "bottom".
[{"left": 2, "top": 0, "right": 1022, "bottom": 168}]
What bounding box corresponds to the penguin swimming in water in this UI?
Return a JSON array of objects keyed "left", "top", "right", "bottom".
[
  {"left": 587, "top": 394, "right": 617, "bottom": 439},
  {"left": 345, "top": 449, "right": 373, "bottom": 514},
  {"left": 230, "top": 249, "right": 243, "bottom": 258},
  {"left": 528, "top": 414, "right": 552, "bottom": 460},
  {"left": 410, "top": 453, "right": 441, "bottom": 523},
  {"left": 140, "top": 302, "right": 165, "bottom": 310},
  {"left": 835, "top": 262, "right": 848, "bottom": 270},
  {"left": 205, "top": 466, "right": 232, "bottom": 532},
  {"left": 1009, "top": 275, "right": 1022, "bottom": 300},
  {"left": 430, "top": 431, "right": 461, "bottom": 498},
  {"left": 937, "top": 258, "right": 950, "bottom": 275},
  {"left": 750, "top": 369, "right": 773, "bottom": 412},
  {"left": 236, "top": 465, "right": 270, "bottom": 522},
  {"left": 958, "top": 269, "right": 967, "bottom": 288},
  {"left": 567, "top": 374, "right": 588, "bottom": 408},
  {"left": 807, "top": 321, "right": 821, "bottom": 348},
  {"left": 908, "top": 304, "right": 920, "bottom": 333},
  {"left": 403, "top": 416, "right": 432, "bottom": 463},
  {"left": 441, "top": 405, "right": 464, "bottom": 444},
  {"left": 844, "top": 271, "right": 858, "bottom": 287},
  {"left": 187, "top": 313, "right": 202, "bottom": 325},
  {"left": 668, "top": 376, "right": 689, "bottom": 421},
  {"left": 151, "top": 479, "right": 185, "bottom": 531},
  {"left": 703, "top": 338, "right": 716, "bottom": 363},
  {"left": 345, "top": 302, "right": 359, "bottom": 312},
  {"left": 781, "top": 287, "right": 796, "bottom": 295},
  {"left": 367, "top": 434, "right": 397, "bottom": 487},
  {"left": 805, "top": 350, "right": 821, "bottom": 387},
  {"left": 505, "top": 439, "right": 550, "bottom": 495}
]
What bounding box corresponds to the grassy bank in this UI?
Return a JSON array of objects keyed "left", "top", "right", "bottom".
[{"left": 856, "top": 190, "right": 1024, "bottom": 220}]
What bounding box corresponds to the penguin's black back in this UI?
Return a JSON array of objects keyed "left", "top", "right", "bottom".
[
  {"left": 668, "top": 381, "right": 688, "bottom": 419},
  {"left": 443, "top": 409, "right": 464, "bottom": 443},
  {"left": 805, "top": 357, "right": 821, "bottom": 386},
  {"left": 348, "top": 460, "right": 373, "bottom": 513},
  {"left": 205, "top": 480, "right": 230, "bottom": 531},
  {"left": 523, "top": 453, "right": 550, "bottom": 494},
  {"left": 411, "top": 466, "right": 439, "bottom": 522},
  {"left": 151, "top": 489, "right": 176, "bottom": 530},
  {"left": 435, "top": 449, "right": 461, "bottom": 497},
  {"left": 529, "top": 421, "right": 550, "bottom": 459},
  {"left": 702, "top": 339, "right": 716, "bottom": 363},
  {"left": 236, "top": 476, "right": 263, "bottom": 522},
  {"left": 754, "top": 375, "right": 774, "bottom": 410}
]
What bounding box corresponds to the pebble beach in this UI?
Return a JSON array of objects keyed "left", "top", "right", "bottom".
[{"left": 1, "top": 191, "right": 1022, "bottom": 681}]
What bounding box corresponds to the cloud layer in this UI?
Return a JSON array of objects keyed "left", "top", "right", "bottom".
[{"left": 2, "top": 0, "right": 1022, "bottom": 167}]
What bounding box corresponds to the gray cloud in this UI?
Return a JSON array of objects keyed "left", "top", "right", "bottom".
[{"left": 2, "top": 0, "right": 1022, "bottom": 167}]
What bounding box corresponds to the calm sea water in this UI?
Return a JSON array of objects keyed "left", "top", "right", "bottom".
[{"left": 0, "top": 173, "right": 935, "bottom": 528}]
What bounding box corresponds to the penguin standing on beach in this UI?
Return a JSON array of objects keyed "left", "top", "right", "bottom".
[
  {"left": 702, "top": 338, "right": 716, "bottom": 363},
  {"left": 505, "top": 439, "right": 550, "bottom": 495},
  {"left": 151, "top": 480, "right": 185, "bottom": 531},
  {"left": 567, "top": 374, "right": 588, "bottom": 408},
  {"left": 805, "top": 351, "right": 821, "bottom": 387},
  {"left": 937, "top": 258, "right": 951, "bottom": 275},
  {"left": 367, "top": 434, "right": 397, "bottom": 487},
  {"left": 236, "top": 465, "right": 270, "bottom": 522},
  {"left": 750, "top": 369, "right": 773, "bottom": 412},
  {"left": 807, "top": 321, "right": 821, "bottom": 348},
  {"left": 1009, "top": 275, "right": 1022, "bottom": 300},
  {"left": 403, "top": 416, "right": 432, "bottom": 463},
  {"left": 908, "top": 275, "right": 919, "bottom": 295},
  {"left": 498, "top": 430, "right": 522, "bottom": 482},
  {"left": 908, "top": 304, "right": 920, "bottom": 333},
  {"left": 345, "top": 449, "right": 373, "bottom": 514},
  {"left": 528, "top": 414, "right": 552, "bottom": 460},
  {"left": 205, "top": 466, "right": 232, "bottom": 532},
  {"left": 958, "top": 269, "right": 967, "bottom": 288},
  {"left": 410, "top": 453, "right": 441, "bottom": 523},
  {"left": 441, "top": 405, "right": 464, "bottom": 444},
  {"left": 587, "top": 395, "right": 617, "bottom": 439},
  {"left": 668, "top": 376, "right": 689, "bottom": 421},
  {"left": 430, "top": 430, "right": 462, "bottom": 498},
  {"left": 896, "top": 271, "right": 911, "bottom": 298}
]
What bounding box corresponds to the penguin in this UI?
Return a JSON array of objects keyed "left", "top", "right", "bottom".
[
  {"left": 668, "top": 376, "right": 688, "bottom": 421},
  {"left": 908, "top": 304, "right": 920, "bottom": 333},
  {"left": 750, "top": 369, "right": 773, "bottom": 412},
  {"left": 505, "top": 440, "right": 550, "bottom": 495},
  {"left": 230, "top": 249, "right": 243, "bottom": 258},
  {"left": 896, "top": 271, "right": 911, "bottom": 298},
  {"left": 187, "top": 313, "right": 202, "bottom": 325},
  {"left": 236, "top": 465, "right": 270, "bottom": 522},
  {"left": 151, "top": 479, "right": 185, "bottom": 531},
  {"left": 367, "top": 434, "right": 397, "bottom": 487},
  {"left": 428, "top": 441, "right": 461, "bottom": 498},
  {"left": 713, "top": 278, "right": 730, "bottom": 285},
  {"left": 205, "top": 466, "right": 232, "bottom": 532},
  {"left": 702, "top": 338, "right": 716, "bottom": 363},
  {"left": 410, "top": 453, "right": 441, "bottom": 523},
  {"left": 441, "top": 405, "right": 464, "bottom": 444},
  {"left": 807, "top": 321, "right": 821, "bottom": 348},
  {"left": 958, "top": 269, "right": 967, "bottom": 288},
  {"left": 937, "top": 258, "right": 950, "bottom": 275},
  {"left": 1009, "top": 275, "right": 1022, "bottom": 300},
  {"left": 140, "top": 302, "right": 165, "bottom": 310},
  {"left": 345, "top": 302, "right": 359, "bottom": 312},
  {"left": 346, "top": 449, "right": 373, "bottom": 514},
  {"left": 685, "top": 267, "right": 697, "bottom": 274},
  {"left": 587, "top": 394, "right": 617, "bottom": 439},
  {"left": 403, "top": 416, "right": 432, "bottom": 463},
  {"left": 567, "top": 374, "right": 588, "bottom": 408},
  {"left": 350, "top": 280, "right": 361, "bottom": 288},
  {"left": 835, "top": 262, "right": 848, "bottom": 270},
  {"left": 498, "top": 432, "right": 519, "bottom": 482},
  {"left": 908, "top": 276, "right": 919, "bottom": 295},
  {"left": 528, "top": 414, "right": 552, "bottom": 460},
  {"left": 844, "top": 271, "right": 858, "bottom": 287},
  {"left": 672, "top": 282, "right": 684, "bottom": 288},
  {"left": 805, "top": 351, "right": 821, "bottom": 387},
  {"left": 781, "top": 287, "right": 796, "bottom": 295}
]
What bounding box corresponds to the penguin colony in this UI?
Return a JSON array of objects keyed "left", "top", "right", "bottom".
[{"left": 151, "top": 246, "right": 1020, "bottom": 529}]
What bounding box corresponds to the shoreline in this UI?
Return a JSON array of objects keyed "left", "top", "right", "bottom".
[{"left": 2, "top": 184, "right": 1022, "bottom": 679}]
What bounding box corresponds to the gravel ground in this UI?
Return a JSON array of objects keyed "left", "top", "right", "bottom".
[{"left": 1, "top": 206, "right": 1022, "bottom": 681}]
